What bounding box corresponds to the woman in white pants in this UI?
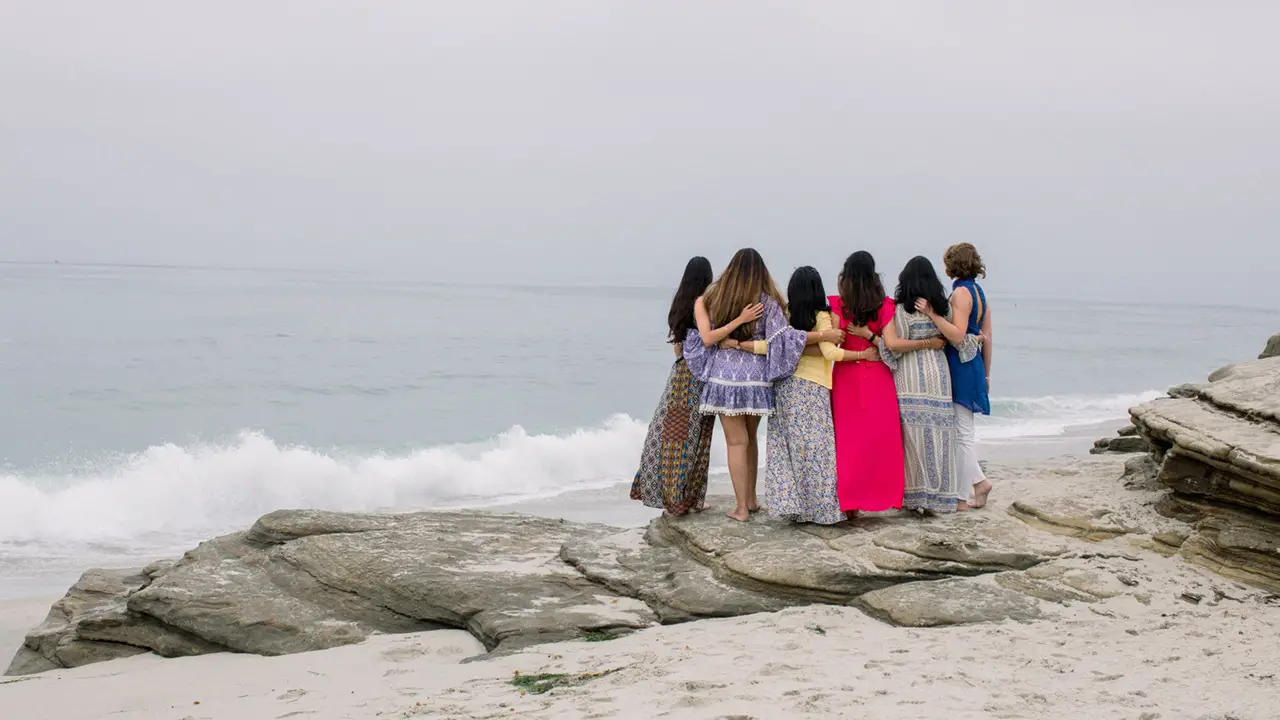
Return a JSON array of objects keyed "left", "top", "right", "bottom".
[{"left": 942, "top": 243, "right": 993, "bottom": 508}]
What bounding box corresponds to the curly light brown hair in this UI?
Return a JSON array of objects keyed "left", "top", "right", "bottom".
[{"left": 943, "top": 243, "right": 986, "bottom": 281}]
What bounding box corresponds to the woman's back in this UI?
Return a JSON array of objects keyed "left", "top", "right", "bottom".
[
  {"left": 829, "top": 296, "right": 893, "bottom": 351},
  {"left": 947, "top": 279, "right": 989, "bottom": 415},
  {"left": 696, "top": 293, "right": 804, "bottom": 416},
  {"left": 891, "top": 304, "right": 952, "bottom": 397},
  {"left": 826, "top": 293, "right": 904, "bottom": 512},
  {"left": 954, "top": 279, "right": 986, "bottom": 333},
  {"left": 896, "top": 305, "right": 945, "bottom": 341}
]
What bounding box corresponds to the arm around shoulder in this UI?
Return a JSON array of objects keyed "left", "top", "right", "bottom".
[
  {"left": 695, "top": 297, "right": 733, "bottom": 347},
  {"left": 815, "top": 312, "right": 847, "bottom": 362}
]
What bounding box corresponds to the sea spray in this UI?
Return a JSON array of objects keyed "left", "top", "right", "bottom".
[
  {"left": 0, "top": 415, "right": 649, "bottom": 546},
  {"left": 0, "top": 391, "right": 1158, "bottom": 549},
  {"left": 980, "top": 390, "right": 1162, "bottom": 441}
]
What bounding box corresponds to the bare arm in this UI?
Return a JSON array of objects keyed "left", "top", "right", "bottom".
[
  {"left": 695, "top": 297, "right": 762, "bottom": 347},
  {"left": 942, "top": 289, "right": 976, "bottom": 347},
  {"left": 743, "top": 318, "right": 841, "bottom": 356},
  {"left": 845, "top": 323, "right": 874, "bottom": 341},
  {"left": 813, "top": 313, "right": 848, "bottom": 361},
  {"left": 981, "top": 305, "right": 993, "bottom": 379},
  {"left": 837, "top": 313, "right": 890, "bottom": 360},
  {"left": 883, "top": 317, "right": 946, "bottom": 353},
  {"left": 673, "top": 342, "right": 683, "bottom": 358},
  {"left": 807, "top": 331, "right": 843, "bottom": 346},
  {"left": 917, "top": 298, "right": 968, "bottom": 345}
]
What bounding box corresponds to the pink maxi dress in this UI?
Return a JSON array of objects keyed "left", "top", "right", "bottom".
[{"left": 829, "top": 295, "right": 905, "bottom": 511}]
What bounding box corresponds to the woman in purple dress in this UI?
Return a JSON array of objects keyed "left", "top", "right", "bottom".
[{"left": 690, "top": 249, "right": 837, "bottom": 522}]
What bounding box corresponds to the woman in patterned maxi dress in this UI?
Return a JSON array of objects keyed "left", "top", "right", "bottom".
[
  {"left": 880, "top": 256, "right": 980, "bottom": 514},
  {"left": 763, "top": 266, "right": 870, "bottom": 525},
  {"left": 630, "top": 257, "right": 718, "bottom": 515}
]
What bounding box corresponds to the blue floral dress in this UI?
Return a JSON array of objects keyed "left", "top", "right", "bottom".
[{"left": 688, "top": 295, "right": 806, "bottom": 416}]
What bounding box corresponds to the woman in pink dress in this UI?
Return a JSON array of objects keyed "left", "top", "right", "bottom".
[{"left": 828, "top": 251, "right": 905, "bottom": 514}]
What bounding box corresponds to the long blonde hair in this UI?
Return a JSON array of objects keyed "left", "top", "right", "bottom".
[{"left": 703, "top": 248, "right": 785, "bottom": 341}]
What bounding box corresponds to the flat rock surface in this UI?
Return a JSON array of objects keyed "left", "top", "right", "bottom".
[
  {"left": 859, "top": 576, "right": 1043, "bottom": 626},
  {"left": 1194, "top": 357, "right": 1280, "bottom": 422},
  {"left": 1133, "top": 358, "right": 1280, "bottom": 486},
  {"left": 11, "top": 452, "right": 1274, "bottom": 676},
  {"left": 11, "top": 510, "right": 656, "bottom": 674}
]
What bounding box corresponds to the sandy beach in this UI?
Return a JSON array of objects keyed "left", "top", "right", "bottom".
[
  {"left": 5, "top": 432, "right": 1279, "bottom": 719},
  {"left": 2, "top": 576, "right": 1275, "bottom": 720},
  {"left": 0, "top": 598, "right": 56, "bottom": 673}
]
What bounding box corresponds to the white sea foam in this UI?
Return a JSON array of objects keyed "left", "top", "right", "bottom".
[
  {"left": 0, "top": 415, "right": 649, "bottom": 549},
  {"left": 980, "top": 390, "right": 1163, "bottom": 441},
  {"left": 0, "top": 391, "right": 1159, "bottom": 556}
]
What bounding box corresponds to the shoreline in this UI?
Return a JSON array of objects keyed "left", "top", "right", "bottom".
[
  {"left": 0, "top": 420, "right": 1124, "bottom": 602},
  {"left": 457, "top": 420, "right": 1124, "bottom": 527},
  {"left": 2, "top": 445, "right": 1276, "bottom": 719}
]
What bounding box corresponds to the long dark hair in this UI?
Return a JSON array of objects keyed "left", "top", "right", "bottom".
[
  {"left": 894, "top": 256, "right": 950, "bottom": 317},
  {"left": 667, "top": 256, "right": 714, "bottom": 342},
  {"left": 703, "top": 248, "right": 786, "bottom": 341},
  {"left": 786, "top": 266, "right": 831, "bottom": 332},
  {"left": 837, "top": 251, "right": 885, "bottom": 326}
]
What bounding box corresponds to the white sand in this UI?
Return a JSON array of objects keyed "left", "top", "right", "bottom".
[
  {"left": 3, "top": 561, "right": 1277, "bottom": 719},
  {"left": 7, "top": 434, "right": 1278, "bottom": 719},
  {"left": 0, "top": 597, "right": 57, "bottom": 667}
]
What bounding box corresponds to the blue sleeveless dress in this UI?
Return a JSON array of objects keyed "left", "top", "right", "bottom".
[{"left": 946, "top": 279, "right": 990, "bottom": 415}]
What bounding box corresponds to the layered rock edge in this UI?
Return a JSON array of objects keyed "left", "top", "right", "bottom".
[{"left": 1131, "top": 355, "right": 1280, "bottom": 594}]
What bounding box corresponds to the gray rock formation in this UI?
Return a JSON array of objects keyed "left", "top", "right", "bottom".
[
  {"left": 8, "top": 510, "right": 657, "bottom": 676},
  {"left": 1260, "top": 333, "right": 1280, "bottom": 360},
  {"left": 14, "top": 468, "right": 1185, "bottom": 678},
  {"left": 1091, "top": 425, "right": 1150, "bottom": 455},
  {"left": 859, "top": 576, "right": 1042, "bottom": 626},
  {"left": 1131, "top": 356, "right": 1280, "bottom": 593}
]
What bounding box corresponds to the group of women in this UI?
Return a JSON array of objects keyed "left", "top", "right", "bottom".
[{"left": 630, "top": 244, "right": 994, "bottom": 524}]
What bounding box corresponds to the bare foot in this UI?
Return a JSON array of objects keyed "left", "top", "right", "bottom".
[
  {"left": 968, "top": 480, "right": 993, "bottom": 509},
  {"left": 693, "top": 503, "right": 711, "bottom": 513},
  {"left": 844, "top": 510, "right": 860, "bottom": 521},
  {"left": 747, "top": 500, "right": 761, "bottom": 513},
  {"left": 726, "top": 509, "right": 750, "bottom": 522},
  {"left": 956, "top": 501, "right": 970, "bottom": 512}
]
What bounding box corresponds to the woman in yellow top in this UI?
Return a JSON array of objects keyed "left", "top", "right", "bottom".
[{"left": 762, "top": 266, "right": 876, "bottom": 524}]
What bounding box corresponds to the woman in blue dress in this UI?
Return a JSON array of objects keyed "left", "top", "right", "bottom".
[{"left": 942, "top": 243, "right": 993, "bottom": 508}]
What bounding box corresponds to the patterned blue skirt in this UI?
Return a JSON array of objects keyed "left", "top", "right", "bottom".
[
  {"left": 699, "top": 378, "right": 774, "bottom": 417},
  {"left": 764, "top": 376, "right": 843, "bottom": 525}
]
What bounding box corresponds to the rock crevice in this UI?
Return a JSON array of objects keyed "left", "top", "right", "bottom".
[{"left": 1131, "top": 355, "right": 1280, "bottom": 593}]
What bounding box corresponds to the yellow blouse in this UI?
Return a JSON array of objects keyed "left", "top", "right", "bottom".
[
  {"left": 795, "top": 311, "right": 845, "bottom": 389},
  {"left": 748, "top": 311, "right": 844, "bottom": 390}
]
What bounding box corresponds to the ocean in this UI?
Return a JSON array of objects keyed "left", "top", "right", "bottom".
[{"left": 1, "top": 262, "right": 1275, "bottom": 599}]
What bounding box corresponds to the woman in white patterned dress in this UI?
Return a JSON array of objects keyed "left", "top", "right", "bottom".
[{"left": 879, "top": 256, "right": 978, "bottom": 514}]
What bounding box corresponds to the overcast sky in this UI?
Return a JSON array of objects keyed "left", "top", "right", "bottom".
[{"left": 2, "top": 1, "right": 1277, "bottom": 303}]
